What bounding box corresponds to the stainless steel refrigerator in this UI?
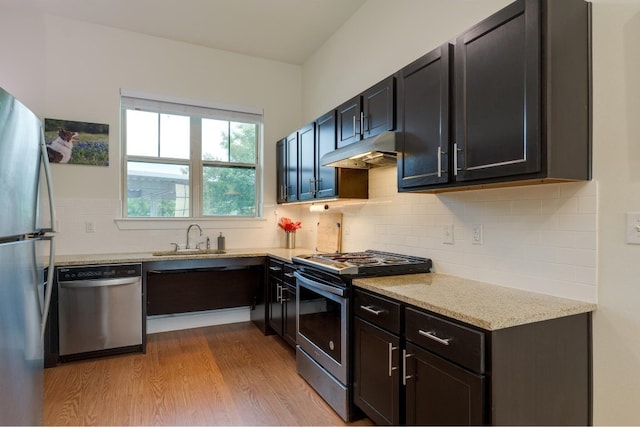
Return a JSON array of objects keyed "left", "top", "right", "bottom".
[{"left": 0, "top": 87, "right": 55, "bottom": 425}]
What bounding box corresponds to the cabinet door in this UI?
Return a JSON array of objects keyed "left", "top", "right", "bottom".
[
  {"left": 405, "top": 342, "right": 485, "bottom": 426},
  {"left": 397, "top": 44, "right": 451, "bottom": 190},
  {"left": 298, "top": 123, "right": 316, "bottom": 201},
  {"left": 282, "top": 283, "right": 297, "bottom": 347},
  {"left": 267, "top": 263, "right": 284, "bottom": 336},
  {"left": 362, "top": 76, "right": 395, "bottom": 139},
  {"left": 315, "top": 110, "right": 338, "bottom": 199},
  {"left": 285, "top": 131, "right": 299, "bottom": 202},
  {"left": 276, "top": 138, "right": 287, "bottom": 204},
  {"left": 337, "top": 95, "right": 362, "bottom": 148},
  {"left": 353, "top": 317, "right": 401, "bottom": 425},
  {"left": 454, "top": 0, "right": 540, "bottom": 182}
]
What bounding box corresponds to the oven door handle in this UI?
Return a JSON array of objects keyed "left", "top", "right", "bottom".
[{"left": 294, "top": 271, "right": 346, "bottom": 297}]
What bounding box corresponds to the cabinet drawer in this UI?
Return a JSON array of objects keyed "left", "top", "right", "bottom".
[
  {"left": 405, "top": 307, "right": 485, "bottom": 373},
  {"left": 268, "top": 259, "right": 284, "bottom": 280},
  {"left": 283, "top": 264, "right": 297, "bottom": 286},
  {"left": 354, "top": 289, "right": 401, "bottom": 334}
]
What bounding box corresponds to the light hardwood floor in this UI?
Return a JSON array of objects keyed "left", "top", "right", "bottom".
[{"left": 45, "top": 322, "right": 371, "bottom": 426}]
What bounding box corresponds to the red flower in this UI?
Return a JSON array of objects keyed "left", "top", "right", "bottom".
[{"left": 278, "top": 217, "right": 302, "bottom": 232}]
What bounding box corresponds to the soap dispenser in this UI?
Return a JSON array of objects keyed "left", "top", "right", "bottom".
[{"left": 217, "top": 232, "right": 225, "bottom": 251}]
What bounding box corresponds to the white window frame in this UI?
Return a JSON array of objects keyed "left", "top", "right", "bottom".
[{"left": 120, "top": 90, "right": 264, "bottom": 220}]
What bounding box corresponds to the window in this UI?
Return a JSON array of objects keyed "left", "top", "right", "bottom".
[{"left": 121, "top": 94, "right": 262, "bottom": 218}]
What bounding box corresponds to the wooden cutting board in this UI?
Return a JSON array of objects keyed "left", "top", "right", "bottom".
[{"left": 315, "top": 213, "right": 342, "bottom": 253}]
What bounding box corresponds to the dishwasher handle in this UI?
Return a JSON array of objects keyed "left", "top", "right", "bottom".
[{"left": 60, "top": 277, "right": 140, "bottom": 289}]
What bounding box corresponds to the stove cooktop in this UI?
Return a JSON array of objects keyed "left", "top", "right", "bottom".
[{"left": 292, "top": 250, "right": 432, "bottom": 276}]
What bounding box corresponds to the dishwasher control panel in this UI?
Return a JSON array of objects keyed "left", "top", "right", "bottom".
[{"left": 57, "top": 263, "right": 142, "bottom": 281}]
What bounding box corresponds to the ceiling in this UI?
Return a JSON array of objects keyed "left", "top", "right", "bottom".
[{"left": 1, "top": 0, "right": 367, "bottom": 65}]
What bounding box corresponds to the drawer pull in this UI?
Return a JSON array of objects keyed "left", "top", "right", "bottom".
[
  {"left": 419, "top": 329, "right": 451, "bottom": 346},
  {"left": 360, "top": 305, "right": 384, "bottom": 315},
  {"left": 403, "top": 349, "right": 414, "bottom": 386},
  {"left": 284, "top": 272, "right": 296, "bottom": 279},
  {"left": 388, "top": 343, "right": 398, "bottom": 377}
]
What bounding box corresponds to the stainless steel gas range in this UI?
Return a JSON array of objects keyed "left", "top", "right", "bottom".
[{"left": 292, "top": 250, "right": 432, "bottom": 421}]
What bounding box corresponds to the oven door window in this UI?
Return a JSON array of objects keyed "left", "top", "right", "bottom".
[{"left": 298, "top": 284, "right": 343, "bottom": 365}]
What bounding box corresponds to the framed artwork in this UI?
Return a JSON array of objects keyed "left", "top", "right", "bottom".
[{"left": 44, "top": 118, "right": 109, "bottom": 166}]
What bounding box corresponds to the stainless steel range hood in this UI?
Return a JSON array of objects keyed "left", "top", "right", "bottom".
[{"left": 320, "top": 131, "right": 397, "bottom": 169}]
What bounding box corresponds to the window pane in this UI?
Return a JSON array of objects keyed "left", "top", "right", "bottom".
[
  {"left": 202, "top": 118, "right": 229, "bottom": 161},
  {"left": 126, "top": 110, "right": 158, "bottom": 157},
  {"left": 160, "top": 114, "right": 190, "bottom": 159},
  {"left": 127, "top": 161, "right": 190, "bottom": 217},
  {"left": 203, "top": 166, "right": 255, "bottom": 216},
  {"left": 229, "top": 122, "right": 256, "bottom": 163}
]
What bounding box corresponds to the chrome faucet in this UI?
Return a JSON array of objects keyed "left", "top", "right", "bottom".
[{"left": 186, "top": 223, "right": 202, "bottom": 249}]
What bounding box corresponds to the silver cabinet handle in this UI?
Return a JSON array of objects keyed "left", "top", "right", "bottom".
[
  {"left": 388, "top": 342, "right": 398, "bottom": 377},
  {"left": 269, "top": 266, "right": 282, "bottom": 272},
  {"left": 418, "top": 329, "right": 451, "bottom": 346},
  {"left": 360, "top": 305, "right": 384, "bottom": 315},
  {"left": 453, "top": 142, "right": 461, "bottom": 176},
  {"left": 352, "top": 115, "right": 357, "bottom": 138},
  {"left": 309, "top": 178, "right": 316, "bottom": 196},
  {"left": 276, "top": 283, "right": 282, "bottom": 303},
  {"left": 284, "top": 272, "right": 296, "bottom": 279},
  {"left": 437, "top": 146, "right": 442, "bottom": 178},
  {"left": 403, "top": 349, "right": 414, "bottom": 385},
  {"left": 360, "top": 111, "right": 365, "bottom": 135}
]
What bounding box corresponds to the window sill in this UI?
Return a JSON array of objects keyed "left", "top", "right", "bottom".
[{"left": 114, "top": 217, "right": 266, "bottom": 231}]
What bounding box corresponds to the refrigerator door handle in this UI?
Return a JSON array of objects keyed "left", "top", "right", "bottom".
[
  {"left": 40, "top": 235, "right": 55, "bottom": 340},
  {"left": 39, "top": 126, "right": 57, "bottom": 233}
]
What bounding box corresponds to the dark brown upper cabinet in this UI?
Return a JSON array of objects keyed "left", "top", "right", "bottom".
[
  {"left": 298, "top": 122, "right": 317, "bottom": 201},
  {"left": 337, "top": 76, "right": 396, "bottom": 148},
  {"left": 276, "top": 138, "right": 287, "bottom": 204},
  {"left": 285, "top": 131, "right": 298, "bottom": 202},
  {"left": 397, "top": 0, "right": 591, "bottom": 193},
  {"left": 315, "top": 110, "right": 339, "bottom": 199},
  {"left": 397, "top": 44, "right": 452, "bottom": 190},
  {"left": 276, "top": 110, "right": 367, "bottom": 204},
  {"left": 453, "top": 0, "right": 591, "bottom": 187}
]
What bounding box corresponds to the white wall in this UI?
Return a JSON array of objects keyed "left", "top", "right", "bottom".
[
  {"left": 0, "top": 5, "right": 303, "bottom": 254},
  {"left": 591, "top": 2, "right": 640, "bottom": 424},
  {"left": 297, "top": 0, "right": 640, "bottom": 424}
]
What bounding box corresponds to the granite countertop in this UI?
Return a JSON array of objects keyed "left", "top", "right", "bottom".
[
  {"left": 353, "top": 273, "right": 596, "bottom": 331},
  {"left": 54, "top": 250, "right": 597, "bottom": 332},
  {"left": 53, "top": 247, "right": 316, "bottom": 266}
]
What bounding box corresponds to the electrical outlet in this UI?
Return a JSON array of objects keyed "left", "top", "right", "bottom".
[
  {"left": 442, "top": 224, "right": 454, "bottom": 245},
  {"left": 85, "top": 220, "right": 96, "bottom": 233},
  {"left": 472, "top": 224, "right": 483, "bottom": 245}
]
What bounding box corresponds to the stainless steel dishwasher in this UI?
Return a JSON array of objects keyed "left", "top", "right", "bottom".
[{"left": 57, "top": 263, "right": 143, "bottom": 361}]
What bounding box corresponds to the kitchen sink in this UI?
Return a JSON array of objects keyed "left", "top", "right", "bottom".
[{"left": 151, "top": 248, "right": 227, "bottom": 256}]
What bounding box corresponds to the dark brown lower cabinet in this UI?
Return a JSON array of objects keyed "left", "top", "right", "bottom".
[
  {"left": 146, "top": 266, "right": 259, "bottom": 315},
  {"left": 351, "top": 288, "right": 592, "bottom": 426},
  {"left": 404, "top": 342, "right": 484, "bottom": 425},
  {"left": 353, "top": 317, "right": 401, "bottom": 425},
  {"left": 268, "top": 259, "right": 297, "bottom": 347}
]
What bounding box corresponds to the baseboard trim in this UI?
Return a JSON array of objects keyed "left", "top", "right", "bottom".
[{"left": 147, "top": 306, "right": 250, "bottom": 334}]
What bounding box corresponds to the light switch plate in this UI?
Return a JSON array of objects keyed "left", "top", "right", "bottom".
[
  {"left": 626, "top": 212, "right": 640, "bottom": 244},
  {"left": 442, "top": 224, "right": 454, "bottom": 245}
]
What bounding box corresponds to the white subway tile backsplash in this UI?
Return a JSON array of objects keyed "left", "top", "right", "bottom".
[{"left": 340, "top": 174, "right": 597, "bottom": 302}]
